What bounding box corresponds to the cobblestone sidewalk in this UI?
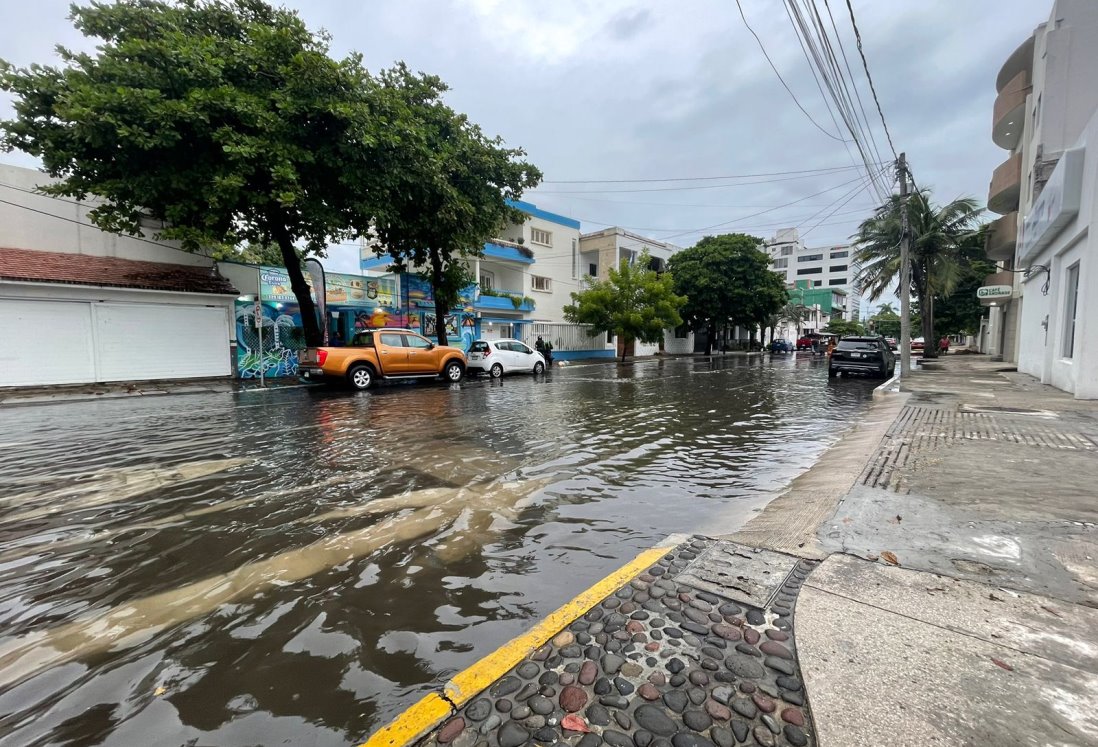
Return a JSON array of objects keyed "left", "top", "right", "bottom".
[{"left": 389, "top": 538, "right": 818, "bottom": 747}]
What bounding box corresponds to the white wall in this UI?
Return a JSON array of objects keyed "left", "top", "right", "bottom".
[
  {"left": 521, "top": 214, "right": 580, "bottom": 324},
  {"left": 0, "top": 163, "right": 212, "bottom": 267},
  {"left": 1017, "top": 106, "right": 1098, "bottom": 398}
]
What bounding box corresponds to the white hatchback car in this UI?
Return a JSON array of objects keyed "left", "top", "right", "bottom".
[{"left": 467, "top": 339, "right": 547, "bottom": 378}]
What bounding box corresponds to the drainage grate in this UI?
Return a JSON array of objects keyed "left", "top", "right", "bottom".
[{"left": 860, "top": 405, "right": 1097, "bottom": 491}]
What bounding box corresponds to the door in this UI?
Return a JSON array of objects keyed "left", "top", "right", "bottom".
[
  {"left": 376, "top": 331, "right": 409, "bottom": 374},
  {"left": 510, "top": 341, "right": 537, "bottom": 370},
  {"left": 0, "top": 299, "right": 96, "bottom": 387},
  {"left": 402, "top": 333, "right": 437, "bottom": 374},
  {"left": 94, "top": 303, "right": 229, "bottom": 381}
]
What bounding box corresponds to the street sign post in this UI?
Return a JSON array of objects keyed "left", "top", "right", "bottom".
[{"left": 254, "top": 298, "right": 265, "bottom": 388}]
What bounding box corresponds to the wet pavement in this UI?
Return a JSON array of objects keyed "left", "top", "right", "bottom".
[{"left": 0, "top": 355, "right": 875, "bottom": 746}]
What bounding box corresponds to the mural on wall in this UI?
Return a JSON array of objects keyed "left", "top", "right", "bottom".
[{"left": 237, "top": 266, "right": 477, "bottom": 377}]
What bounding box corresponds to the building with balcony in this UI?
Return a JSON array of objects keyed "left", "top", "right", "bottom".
[
  {"left": 982, "top": 0, "right": 1098, "bottom": 378},
  {"left": 764, "top": 228, "right": 861, "bottom": 321}
]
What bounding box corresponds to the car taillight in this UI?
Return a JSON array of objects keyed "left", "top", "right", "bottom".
[
  {"left": 316, "top": 349, "right": 328, "bottom": 365},
  {"left": 483, "top": 349, "right": 491, "bottom": 357}
]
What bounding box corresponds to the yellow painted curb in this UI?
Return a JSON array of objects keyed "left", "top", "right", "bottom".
[
  {"left": 358, "top": 543, "right": 672, "bottom": 747},
  {"left": 359, "top": 693, "right": 452, "bottom": 747}
]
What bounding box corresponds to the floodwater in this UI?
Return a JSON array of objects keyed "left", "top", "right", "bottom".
[{"left": 0, "top": 355, "right": 875, "bottom": 746}]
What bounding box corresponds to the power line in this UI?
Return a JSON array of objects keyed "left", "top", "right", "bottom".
[
  {"left": 529, "top": 165, "right": 883, "bottom": 194},
  {"left": 844, "top": 0, "right": 898, "bottom": 159},
  {"left": 733, "top": 0, "right": 849, "bottom": 143},
  {"left": 540, "top": 163, "right": 866, "bottom": 184}
]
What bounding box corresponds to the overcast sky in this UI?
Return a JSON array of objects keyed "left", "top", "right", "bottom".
[{"left": 0, "top": 0, "right": 1050, "bottom": 308}]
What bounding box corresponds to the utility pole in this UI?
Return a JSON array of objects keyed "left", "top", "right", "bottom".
[{"left": 898, "top": 152, "right": 911, "bottom": 378}]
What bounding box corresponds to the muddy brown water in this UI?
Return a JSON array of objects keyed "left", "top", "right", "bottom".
[{"left": 0, "top": 355, "right": 874, "bottom": 746}]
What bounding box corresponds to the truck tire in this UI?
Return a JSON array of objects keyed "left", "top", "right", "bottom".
[
  {"left": 442, "top": 360, "right": 465, "bottom": 383},
  {"left": 348, "top": 364, "right": 375, "bottom": 391}
]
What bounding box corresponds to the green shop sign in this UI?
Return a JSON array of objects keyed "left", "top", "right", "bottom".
[{"left": 976, "top": 285, "right": 1013, "bottom": 300}]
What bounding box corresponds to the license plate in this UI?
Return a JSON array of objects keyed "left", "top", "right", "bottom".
[{"left": 470, "top": 353, "right": 482, "bottom": 360}]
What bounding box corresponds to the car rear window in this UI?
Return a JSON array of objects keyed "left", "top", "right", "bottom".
[
  {"left": 837, "top": 339, "right": 881, "bottom": 351},
  {"left": 470, "top": 341, "right": 490, "bottom": 352},
  {"left": 350, "top": 332, "right": 374, "bottom": 347}
]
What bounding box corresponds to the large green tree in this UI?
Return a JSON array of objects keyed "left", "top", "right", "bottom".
[
  {"left": 366, "top": 65, "right": 541, "bottom": 346},
  {"left": 669, "top": 233, "right": 788, "bottom": 354},
  {"left": 0, "top": 0, "right": 398, "bottom": 345},
  {"left": 853, "top": 192, "right": 983, "bottom": 358},
  {"left": 565, "top": 251, "right": 684, "bottom": 362},
  {"left": 931, "top": 241, "right": 996, "bottom": 340}
]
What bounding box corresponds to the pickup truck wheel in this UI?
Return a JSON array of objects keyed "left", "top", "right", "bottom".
[
  {"left": 490, "top": 362, "right": 504, "bottom": 379},
  {"left": 533, "top": 361, "right": 545, "bottom": 375},
  {"left": 348, "top": 364, "right": 375, "bottom": 391},
  {"left": 443, "top": 360, "right": 464, "bottom": 383}
]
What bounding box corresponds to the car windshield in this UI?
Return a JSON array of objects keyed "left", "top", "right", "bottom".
[{"left": 836, "top": 339, "right": 880, "bottom": 351}]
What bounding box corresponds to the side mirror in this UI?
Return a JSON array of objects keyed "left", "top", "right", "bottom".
[{"left": 428, "top": 343, "right": 435, "bottom": 350}]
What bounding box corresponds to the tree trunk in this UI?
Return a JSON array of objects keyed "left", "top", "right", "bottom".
[
  {"left": 270, "top": 219, "right": 322, "bottom": 347},
  {"left": 921, "top": 294, "right": 937, "bottom": 359},
  {"left": 429, "top": 248, "right": 449, "bottom": 347},
  {"left": 621, "top": 335, "right": 629, "bottom": 363}
]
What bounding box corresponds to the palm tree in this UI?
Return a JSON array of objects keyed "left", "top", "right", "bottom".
[
  {"left": 875, "top": 302, "right": 896, "bottom": 316},
  {"left": 780, "top": 301, "right": 811, "bottom": 337},
  {"left": 854, "top": 191, "right": 982, "bottom": 358}
]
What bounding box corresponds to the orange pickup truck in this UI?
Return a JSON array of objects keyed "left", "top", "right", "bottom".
[{"left": 299, "top": 328, "right": 466, "bottom": 390}]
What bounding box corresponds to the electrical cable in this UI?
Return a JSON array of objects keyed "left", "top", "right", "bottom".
[
  {"left": 540, "top": 163, "right": 870, "bottom": 184},
  {"left": 845, "top": 0, "right": 898, "bottom": 159},
  {"left": 733, "top": 0, "right": 849, "bottom": 143},
  {"left": 528, "top": 165, "right": 881, "bottom": 195},
  {"left": 0, "top": 195, "right": 187, "bottom": 253}
]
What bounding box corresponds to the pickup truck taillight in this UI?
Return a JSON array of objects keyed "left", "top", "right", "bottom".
[{"left": 316, "top": 349, "right": 328, "bottom": 365}]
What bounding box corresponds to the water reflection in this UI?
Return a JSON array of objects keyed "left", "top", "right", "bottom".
[{"left": 0, "top": 355, "right": 874, "bottom": 745}]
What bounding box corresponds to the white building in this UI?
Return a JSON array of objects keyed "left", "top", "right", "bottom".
[
  {"left": 0, "top": 163, "right": 237, "bottom": 387},
  {"left": 983, "top": 0, "right": 1098, "bottom": 397},
  {"left": 764, "top": 228, "right": 861, "bottom": 321}
]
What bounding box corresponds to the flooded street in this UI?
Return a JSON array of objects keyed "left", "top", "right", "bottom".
[{"left": 0, "top": 355, "right": 875, "bottom": 746}]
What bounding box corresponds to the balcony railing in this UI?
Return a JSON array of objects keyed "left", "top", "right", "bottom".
[
  {"left": 985, "top": 212, "right": 1018, "bottom": 262},
  {"left": 988, "top": 152, "right": 1022, "bottom": 215},
  {"left": 475, "top": 288, "right": 534, "bottom": 312}
]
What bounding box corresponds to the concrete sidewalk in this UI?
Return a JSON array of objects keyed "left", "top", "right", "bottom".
[
  {"left": 790, "top": 355, "right": 1098, "bottom": 746},
  {"left": 0, "top": 376, "right": 315, "bottom": 407}
]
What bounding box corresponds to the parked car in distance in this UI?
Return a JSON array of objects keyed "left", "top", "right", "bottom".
[
  {"left": 796, "top": 335, "right": 815, "bottom": 351},
  {"left": 911, "top": 337, "right": 925, "bottom": 353},
  {"left": 467, "top": 339, "right": 546, "bottom": 378},
  {"left": 770, "top": 338, "right": 794, "bottom": 353},
  {"left": 828, "top": 336, "right": 896, "bottom": 379},
  {"left": 885, "top": 337, "right": 898, "bottom": 350},
  {"left": 299, "top": 328, "right": 466, "bottom": 390}
]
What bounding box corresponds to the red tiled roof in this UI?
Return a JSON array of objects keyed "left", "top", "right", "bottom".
[{"left": 0, "top": 247, "right": 238, "bottom": 295}]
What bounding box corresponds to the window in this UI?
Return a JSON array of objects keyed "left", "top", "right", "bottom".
[
  {"left": 814, "top": 280, "right": 823, "bottom": 287},
  {"left": 674, "top": 324, "right": 689, "bottom": 339},
  {"left": 351, "top": 331, "right": 374, "bottom": 347},
  {"left": 830, "top": 250, "right": 848, "bottom": 259},
  {"left": 829, "top": 278, "right": 846, "bottom": 286},
  {"left": 404, "top": 334, "right": 432, "bottom": 349},
  {"left": 830, "top": 264, "right": 848, "bottom": 272},
  {"left": 1063, "top": 262, "right": 1080, "bottom": 358},
  {"left": 796, "top": 267, "right": 822, "bottom": 275},
  {"left": 379, "top": 333, "right": 404, "bottom": 347},
  {"left": 479, "top": 271, "right": 494, "bottom": 291},
  {"left": 772, "top": 258, "right": 788, "bottom": 269},
  {"left": 798, "top": 253, "right": 823, "bottom": 263},
  {"left": 606, "top": 330, "right": 614, "bottom": 343},
  {"left": 531, "top": 227, "right": 552, "bottom": 246},
  {"left": 470, "top": 341, "right": 490, "bottom": 353},
  {"left": 531, "top": 275, "right": 551, "bottom": 292},
  {"left": 780, "top": 246, "right": 794, "bottom": 256},
  {"left": 589, "top": 263, "right": 598, "bottom": 276}
]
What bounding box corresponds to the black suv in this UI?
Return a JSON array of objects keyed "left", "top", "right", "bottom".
[{"left": 828, "top": 336, "right": 896, "bottom": 378}]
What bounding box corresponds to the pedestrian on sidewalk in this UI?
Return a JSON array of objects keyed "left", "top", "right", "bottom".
[
  {"left": 535, "top": 335, "right": 546, "bottom": 358},
  {"left": 939, "top": 336, "right": 950, "bottom": 354},
  {"left": 544, "top": 339, "right": 554, "bottom": 367}
]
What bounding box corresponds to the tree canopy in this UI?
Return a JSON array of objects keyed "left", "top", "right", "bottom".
[
  {"left": 0, "top": 0, "right": 540, "bottom": 347},
  {"left": 564, "top": 251, "right": 684, "bottom": 362},
  {"left": 853, "top": 191, "right": 983, "bottom": 358},
  {"left": 365, "top": 65, "right": 541, "bottom": 346},
  {"left": 669, "top": 233, "right": 788, "bottom": 353},
  {"left": 823, "top": 319, "right": 867, "bottom": 337}
]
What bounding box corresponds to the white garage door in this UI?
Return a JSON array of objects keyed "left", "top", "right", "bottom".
[
  {"left": 0, "top": 300, "right": 97, "bottom": 387},
  {"left": 0, "top": 299, "right": 230, "bottom": 387}
]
